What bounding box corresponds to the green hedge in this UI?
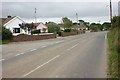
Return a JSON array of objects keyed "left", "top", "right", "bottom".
[
  {"left": 64, "top": 29, "right": 78, "bottom": 32},
  {"left": 2, "top": 26, "right": 13, "bottom": 40},
  {"left": 107, "top": 27, "right": 119, "bottom": 78},
  {"left": 31, "top": 30, "right": 41, "bottom": 35},
  {"left": 64, "top": 29, "right": 71, "bottom": 32},
  {"left": 107, "top": 16, "right": 120, "bottom": 78}
]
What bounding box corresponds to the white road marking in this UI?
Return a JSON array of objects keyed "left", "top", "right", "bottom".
[
  {"left": 0, "top": 59, "right": 5, "bottom": 61},
  {"left": 55, "top": 75, "right": 59, "bottom": 78},
  {"left": 41, "top": 45, "right": 47, "bottom": 48},
  {"left": 30, "top": 49, "right": 37, "bottom": 52},
  {"left": 50, "top": 43, "right": 54, "bottom": 45},
  {"left": 55, "top": 42, "right": 59, "bottom": 43},
  {"left": 23, "top": 55, "right": 60, "bottom": 77},
  {"left": 15, "top": 52, "right": 25, "bottom": 56},
  {"left": 105, "top": 34, "right": 107, "bottom": 40},
  {"left": 67, "top": 43, "right": 79, "bottom": 51}
]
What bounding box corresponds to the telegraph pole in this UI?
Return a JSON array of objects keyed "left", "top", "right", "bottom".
[
  {"left": 35, "top": 8, "right": 37, "bottom": 23},
  {"left": 76, "top": 13, "right": 79, "bottom": 31},
  {"left": 76, "top": 13, "right": 79, "bottom": 23},
  {"left": 110, "top": 0, "right": 112, "bottom": 27}
]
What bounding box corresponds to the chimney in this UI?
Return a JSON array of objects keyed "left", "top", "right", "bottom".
[{"left": 7, "top": 16, "right": 12, "bottom": 18}]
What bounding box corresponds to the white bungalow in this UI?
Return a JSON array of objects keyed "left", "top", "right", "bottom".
[{"left": 0, "top": 16, "right": 26, "bottom": 36}]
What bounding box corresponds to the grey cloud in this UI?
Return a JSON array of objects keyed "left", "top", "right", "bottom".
[
  {"left": 1, "top": 2, "right": 118, "bottom": 23},
  {"left": 2, "top": 2, "right": 109, "bottom": 17}
]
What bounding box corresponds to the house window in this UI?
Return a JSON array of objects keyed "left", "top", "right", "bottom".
[{"left": 13, "top": 28, "right": 20, "bottom": 33}]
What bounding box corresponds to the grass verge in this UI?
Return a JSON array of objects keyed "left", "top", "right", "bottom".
[
  {"left": 0, "top": 40, "right": 10, "bottom": 45},
  {"left": 107, "top": 27, "right": 119, "bottom": 78}
]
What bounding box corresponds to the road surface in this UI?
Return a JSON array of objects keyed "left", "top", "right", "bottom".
[{"left": 1, "top": 32, "right": 107, "bottom": 78}]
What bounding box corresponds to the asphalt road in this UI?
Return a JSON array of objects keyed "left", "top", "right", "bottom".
[{"left": 1, "top": 32, "right": 107, "bottom": 78}]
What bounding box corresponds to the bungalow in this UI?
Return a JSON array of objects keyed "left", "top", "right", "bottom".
[
  {"left": 71, "top": 23, "right": 87, "bottom": 30},
  {"left": 19, "top": 22, "right": 48, "bottom": 34},
  {"left": 0, "top": 16, "right": 48, "bottom": 36},
  {"left": 32, "top": 22, "right": 48, "bottom": 33},
  {"left": 0, "top": 16, "right": 26, "bottom": 36}
]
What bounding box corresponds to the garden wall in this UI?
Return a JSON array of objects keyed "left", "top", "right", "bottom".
[
  {"left": 61, "top": 32, "right": 78, "bottom": 37},
  {"left": 12, "top": 33, "right": 56, "bottom": 42}
]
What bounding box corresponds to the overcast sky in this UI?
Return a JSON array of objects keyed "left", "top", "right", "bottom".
[{"left": 1, "top": 0, "right": 119, "bottom": 23}]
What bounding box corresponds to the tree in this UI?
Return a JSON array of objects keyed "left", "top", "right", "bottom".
[
  {"left": 85, "top": 22, "right": 90, "bottom": 30},
  {"left": 112, "top": 16, "right": 120, "bottom": 28},
  {"left": 97, "top": 23, "right": 103, "bottom": 31},
  {"left": 46, "top": 22, "right": 60, "bottom": 34},
  {"left": 90, "top": 23, "right": 98, "bottom": 31},
  {"left": 62, "top": 17, "right": 73, "bottom": 29},
  {"left": 102, "top": 22, "right": 111, "bottom": 30},
  {"left": 90, "top": 23, "right": 103, "bottom": 31},
  {"left": 79, "top": 20, "right": 90, "bottom": 30},
  {"left": 19, "top": 23, "right": 34, "bottom": 34},
  {"left": 79, "top": 20, "right": 84, "bottom": 24},
  {"left": 1, "top": 25, "right": 13, "bottom": 40}
]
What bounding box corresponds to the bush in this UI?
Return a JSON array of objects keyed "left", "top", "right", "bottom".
[
  {"left": 71, "top": 29, "right": 78, "bottom": 32},
  {"left": 47, "top": 22, "right": 60, "bottom": 34},
  {"left": 18, "top": 34, "right": 28, "bottom": 36},
  {"left": 58, "top": 31, "right": 61, "bottom": 36},
  {"left": 31, "top": 30, "right": 41, "bottom": 35},
  {"left": 64, "top": 29, "right": 71, "bottom": 32},
  {"left": 2, "top": 26, "right": 13, "bottom": 40}
]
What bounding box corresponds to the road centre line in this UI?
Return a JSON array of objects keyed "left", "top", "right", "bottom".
[
  {"left": 41, "top": 45, "right": 47, "bottom": 48},
  {"left": 15, "top": 52, "right": 25, "bottom": 56},
  {"left": 0, "top": 59, "right": 5, "bottom": 62},
  {"left": 105, "top": 34, "right": 107, "bottom": 40},
  {"left": 30, "top": 49, "right": 37, "bottom": 52},
  {"left": 22, "top": 55, "right": 60, "bottom": 77},
  {"left": 67, "top": 43, "right": 79, "bottom": 51},
  {"left": 14, "top": 36, "right": 86, "bottom": 57}
]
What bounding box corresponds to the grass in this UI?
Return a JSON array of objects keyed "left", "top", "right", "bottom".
[
  {"left": 0, "top": 40, "right": 10, "bottom": 45},
  {"left": 0, "top": 40, "right": 2, "bottom": 44},
  {"left": 107, "top": 27, "right": 119, "bottom": 78}
]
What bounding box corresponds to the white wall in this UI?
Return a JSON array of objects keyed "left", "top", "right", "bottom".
[
  {"left": 4, "top": 17, "right": 25, "bottom": 36},
  {"left": 36, "top": 23, "right": 48, "bottom": 32}
]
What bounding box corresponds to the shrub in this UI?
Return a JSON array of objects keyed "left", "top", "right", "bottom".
[
  {"left": 2, "top": 26, "right": 13, "bottom": 40},
  {"left": 58, "top": 31, "right": 61, "bottom": 36},
  {"left": 71, "top": 29, "right": 78, "bottom": 32},
  {"left": 31, "top": 30, "right": 41, "bottom": 35},
  {"left": 18, "top": 34, "right": 28, "bottom": 36},
  {"left": 47, "top": 22, "right": 60, "bottom": 34},
  {"left": 64, "top": 29, "right": 71, "bottom": 32}
]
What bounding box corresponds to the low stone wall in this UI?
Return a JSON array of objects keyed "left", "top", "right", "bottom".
[
  {"left": 78, "top": 30, "right": 86, "bottom": 34},
  {"left": 61, "top": 32, "right": 78, "bottom": 37},
  {"left": 12, "top": 33, "right": 56, "bottom": 42}
]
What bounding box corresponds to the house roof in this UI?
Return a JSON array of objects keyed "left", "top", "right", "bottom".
[
  {"left": 25, "top": 22, "right": 47, "bottom": 29},
  {"left": 0, "top": 16, "right": 15, "bottom": 25},
  {"left": 33, "top": 23, "right": 40, "bottom": 27}
]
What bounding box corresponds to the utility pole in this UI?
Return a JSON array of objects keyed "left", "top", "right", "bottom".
[
  {"left": 110, "top": 0, "right": 112, "bottom": 27},
  {"left": 35, "top": 8, "right": 37, "bottom": 23},
  {"left": 76, "top": 13, "right": 79, "bottom": 31},
  {"left": 76, "top": 13, "right": 79, "bottom": 23}
]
